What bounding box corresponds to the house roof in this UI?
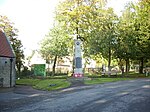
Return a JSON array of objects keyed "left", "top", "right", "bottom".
[{"left": 0, "top": 29, "right": 15, "bottom": 58}]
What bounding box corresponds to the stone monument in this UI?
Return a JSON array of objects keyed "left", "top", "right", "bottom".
[{"left": 73, "top": 39, "right": 83, "bottom": 78}]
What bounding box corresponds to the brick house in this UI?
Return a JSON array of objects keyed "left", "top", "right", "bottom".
[{"left": 0, "top": 29, "right": 16, "bottom": 87}]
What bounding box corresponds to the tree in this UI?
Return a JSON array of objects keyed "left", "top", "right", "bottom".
[
  {"left": 88, "top": 8, "right": 118, "bottom": 76},
  {"left": 114, "top": 3, "right": 138, "bottom": 75},
  {"left": 54, "top": 0, "right": 150, "bottom": 75},
  {"left": 26, "top": 50, "right": 35, "bottom": 67},
  {"left": 55, "top": 0, "right": 119, "bottom": 74},
  {"left": 115, "top": 0, "right": 150, "bottom": 74},
  {"left": 55, "top": 0, "right": 108, "bottom": 39},
  {"left": 0, "top": 15, "right": 24, "bottom": 74},
  {"left": 40, "top": 25, "right": 69, "bottom": 75},
  {"left": 134, "top": 0, "right": 150, "bottom": 73}
]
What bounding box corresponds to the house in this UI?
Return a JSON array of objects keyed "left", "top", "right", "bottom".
[
  {"left": 0, "top": 29, "right": 16, "bottom": 87},
  {"left": 27, "top": 50, "right": 98, "bottom": 75}
]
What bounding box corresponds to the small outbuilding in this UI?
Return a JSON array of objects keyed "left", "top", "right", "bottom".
[{"left": 0, "top": 29, "right": 16, "bottom": 87}]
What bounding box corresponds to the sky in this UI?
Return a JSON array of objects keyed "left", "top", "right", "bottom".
[
  {"left": 0, "top": 0, "right": 137, "bottom": 57},
  {"left": 0, "top": 0, "right": 60, "bottom": 56}
]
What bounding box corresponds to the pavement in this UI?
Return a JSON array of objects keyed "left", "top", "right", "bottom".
[
  {"left": 0, "top": 85, "right": 50, "bottom": 103},
  {"left": 0, "top": 87, "right": 14, "bottom": 93},
  {"left": 0, "top": 78, "right": 150, "bottom": 112},
  {"left": 0, "top": 84, "right": 93, "bottom": 102},
  {"left": 0, "top": 85, "right": 46, "bottom": 94}
]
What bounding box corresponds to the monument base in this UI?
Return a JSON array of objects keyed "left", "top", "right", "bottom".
[
  {"left": 68, "top": 78, "right": 84, "bottom": 87},
  {"left": 68, "top": 76, "right": 88, "bottom": 87},
  {"left": 73, "top": 73, "right": 83, "bottom": 78}
]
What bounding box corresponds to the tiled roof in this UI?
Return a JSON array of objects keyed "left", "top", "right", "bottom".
[{"left": 0, "top": 29, "right": 15, "bottom": 58}]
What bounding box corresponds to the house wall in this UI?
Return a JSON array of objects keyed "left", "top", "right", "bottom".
[{"left": 0, "top": 57, "right": 16, "bottom": 87}]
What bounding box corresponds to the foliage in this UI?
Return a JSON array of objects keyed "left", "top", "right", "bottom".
[
  {"left": 55, "top": 0, "right": 119, "bottom": 75},
  {"left": 40, "top": 25, "right": 70, "bottom": 75},
  {"left": 48, "top": 0, "right": 150, "bottom": 75},
  {"left": 88, "top": 8, "right": 118, "bottom": 75},
  {"left": 114, "top": 0, "right": 150, "bottom": 73},
  {"left": 46, "top": 72, "right": 68, "bottom": 76},
  {"left": 41, "top": 26, "right": 69, "bottom": 58},
  {"left": 134, "top": 0, "right": 150, "bottom": 72},
  {"left": 16, "top": 79, "right": 40, "bottom": 86},
  {"left": 55, "top": 0, "right": 108, "bottom": 44},
  {"left": 0, "top": 15, "right": 24, "bottom": 74},
  {"left": 26, "top": 50, "right": 35, "bottom": 67},
  {"left": 20, "top": 66, "right": 34, "bottom": 77},
  {"left": 16, "top": 78, "right": 71, "bottom": 91}
]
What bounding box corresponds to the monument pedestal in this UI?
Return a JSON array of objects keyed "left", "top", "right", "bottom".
[{"left": 68, "top": 77, "right": 85, "bottom": 87}]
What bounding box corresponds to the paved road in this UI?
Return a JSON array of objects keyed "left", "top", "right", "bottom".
[{"left": 0, "top": 78, "right": 150, "bottom": 112}]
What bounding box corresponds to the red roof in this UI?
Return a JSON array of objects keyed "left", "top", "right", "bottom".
[{"left": 0, "top": 29, "right": 15, "bottom": 58}]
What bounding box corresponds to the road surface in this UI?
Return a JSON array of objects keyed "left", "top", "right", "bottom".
[{"left": 0, "top": 78, "right": 150, "bottom": 112}]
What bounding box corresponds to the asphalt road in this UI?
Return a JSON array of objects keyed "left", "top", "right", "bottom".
[{"left": 0, "top": 78, "right": 150, "bottom": 112}]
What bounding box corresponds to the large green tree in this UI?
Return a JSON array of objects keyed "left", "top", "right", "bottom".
[
  {"left": 56, "top": 0, "right": 107, "bottom": 39},
  {"left": 114, "top": 0, "right": 150, "bottom": 74},
  {"left": 55, "top": 0, "right": 118, "bottom": 74},
  {"left": 0, "top": 15, "right": 24, "bottom": 74},
  {"left": 53, "top": 0, "right": 150, "bottom": 75},
  {"left": 134, "top": 0, "right": 150, "bottom": 73},
  {"left": 87, "top": 8, "right": 118, "bottom": 76},
  {"left": 114, "top": 3, "right": 138, "bottom": 74},
  {"left": 40, "top": 25, "right": 69, "bottom": 75}
]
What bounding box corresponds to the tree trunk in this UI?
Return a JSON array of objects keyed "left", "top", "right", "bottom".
[
  {"left": 83, "top": 58, "right": 88, "bottom": 74},
  {"left": 52, "top": 55, "right": 57, "bottom": 76},
  {"left": 108, "top": 47, "right": 111, "bottom": 77},
  {"left": 119, "top": 58, "right": 124, "bottom": 77},
  {"left": 139, "top": 57, "right": 144, "bottom": 74},
  {"left": 46, "top": 58, "right": 50, "bottom": 76},
  {"left": 125, "top": 58, "right": 129, "bottom": 75},
  {"left": 121, "top": 66, "right": 124, "bottom": 77},
  {"left": 48, "top": 63, "right": 50, "bottom": 76},
  {"left": 17, "top": 61, "right": 22, "bottom": 75}
]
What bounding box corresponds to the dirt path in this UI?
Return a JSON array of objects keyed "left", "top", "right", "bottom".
[{"left": 13, "top": 85, "right": 47, "bottom": 95}]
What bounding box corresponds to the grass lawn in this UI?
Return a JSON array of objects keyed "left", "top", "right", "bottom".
[
  {"left": 16, "top": 79, "right": 71, "bottom": 91},
  {"left": 84, "top": 78, "right": 134, "bottom": 85},
  {"left": 34, "top": 79, "right": 70, "bottom": 91},
  {"left": 16, "top": 73, "right": 149, "bottom": 91},
  {"left": 16, "top": 79, "right": 40, "bottom": 86}
]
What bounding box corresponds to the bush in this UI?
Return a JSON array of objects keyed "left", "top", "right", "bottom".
[
  {"left": 17, "top": 66, "right": 34, "bottom": 78},
  {"left": 47, "top": 76, "right": 68, "bottom": 79},
  {"left": 88, "top": 75, "right": 102, "bottom": 78},
  {"left": 24, "top": 75, "right": 69, "bottom": 80},
  {"left": 55, "top": 73, "right": 68, "bottom": 76},
  {"left": 46, "top": 71, "right": 68, "bottom": 76}
]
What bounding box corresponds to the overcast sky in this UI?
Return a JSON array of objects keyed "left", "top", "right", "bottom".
[{"left": 0, "top": 0, "right": 137, "bottom": 56}]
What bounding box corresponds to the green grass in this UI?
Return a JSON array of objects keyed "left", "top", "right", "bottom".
[
  {"left": 33, "top": 79, "right": 70, "bottom": 91},
  {"left": 84, "top": 78, "right": 133, "bottom": 85},
  {"left": 16, "top": 72, "right": 150, "bottom": 91},
  {"left": 16, "top": 78, "right": 71, "bottom": 91},
  {"left": 16, "top": 79, "right": 40, "bottom": 86}
]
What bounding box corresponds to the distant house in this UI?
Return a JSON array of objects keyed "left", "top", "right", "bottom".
[{"left": 0, "top": 29, "right": 16, "bottom": 87}]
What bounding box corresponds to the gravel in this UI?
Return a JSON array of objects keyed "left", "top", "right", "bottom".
[{"left": 0, "top": 78, "right": 150, "bottom": 112}]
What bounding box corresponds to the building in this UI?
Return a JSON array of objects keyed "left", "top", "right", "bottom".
[{"left": 0, "top": 29, "right": 16, "bottom": 87}]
